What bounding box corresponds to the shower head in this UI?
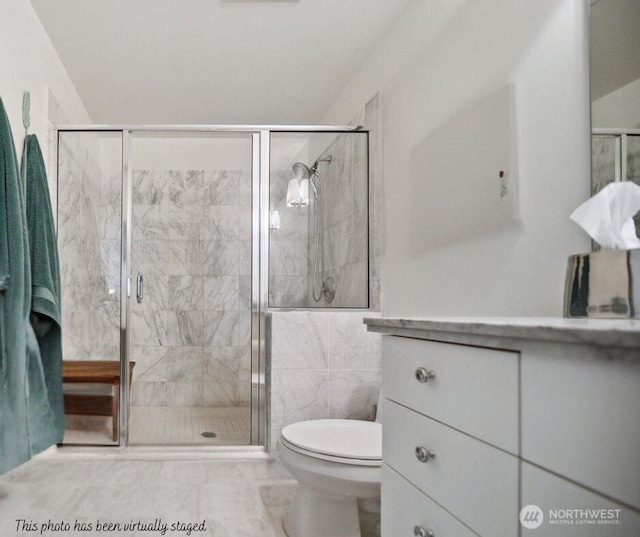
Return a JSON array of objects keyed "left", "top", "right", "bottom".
[
  {"left": 291, "top": 161, "right": 319, "bottom": 200},
  {"left": 292, "top": 162, "right": 311, "bottom": 181},
  {"left": 290, "top": 155, "right": 332, "bottom": 202}
]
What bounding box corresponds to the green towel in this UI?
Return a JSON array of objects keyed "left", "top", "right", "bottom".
[
  {"left": 0, "top": 99, "right": 59, "bottom": 475},
  {"left": 24, "top": 134, "right": 64, "bottom": 444},
  {"left": 0, "top": 97, "right": 31, "bottom": 473}
]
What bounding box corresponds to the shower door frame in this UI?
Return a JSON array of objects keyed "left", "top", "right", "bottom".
[{"left": 57, "top": 124, "right": 361, "bottom": 449}]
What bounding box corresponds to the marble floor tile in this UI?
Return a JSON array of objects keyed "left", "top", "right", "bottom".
[
  {"left": 128, "top": 406, "right": 250, "bottom": 445},
  {"left": 0, "top": 453, "right": 293, "bottom": 537}
]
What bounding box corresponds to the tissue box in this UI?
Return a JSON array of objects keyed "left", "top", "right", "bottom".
[{"left": 564, "top": 248, "right": 640, "bottom": 318}]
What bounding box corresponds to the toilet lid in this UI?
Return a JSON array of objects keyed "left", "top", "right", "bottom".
[{"left": 281, "top": 419, "right": 381, "bottom": 461}]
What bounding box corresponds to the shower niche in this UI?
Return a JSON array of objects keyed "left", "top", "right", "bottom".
[{"left": 269, "top": 131, "right": 369, "bottom": 309}]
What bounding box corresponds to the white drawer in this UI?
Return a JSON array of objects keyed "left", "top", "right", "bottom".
[
  {"left": 521, "top": 348, "right": 640, "bottom": 509},
  {"left": 382, "top": 335, "right": 518, "bottom": 453},
  {"left": 521, "top": 462, "right": 640, "bottom": 536},
  {"left": 382, "top": 464, "right": 477, "bottom": 537},
  {"left": 383, "top": 399, "right": 519, "bottom": 537}
]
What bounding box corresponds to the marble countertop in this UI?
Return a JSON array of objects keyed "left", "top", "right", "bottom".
[{"left": 363, "top": 316, "right": 640, "bottom": 348}]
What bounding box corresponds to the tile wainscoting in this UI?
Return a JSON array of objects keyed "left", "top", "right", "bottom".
[{"left": 268, "top": 311, "right": 381, "bottom": 449}]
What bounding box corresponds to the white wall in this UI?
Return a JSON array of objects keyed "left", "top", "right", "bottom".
[
  {"left": 131, "top": 136, "right": 252, "bottom": 171},
  {"left": 592, "top": 77, "right": 640, "bottom": 129},
  {"left": 131, "top": 135, "right": 314, "bottom": 172},
  {"left": 323, "top": 0, "right": 592, "bottom": 317},
  {"left": 0, "top": 0, "right": 90, "bottom": 161}
]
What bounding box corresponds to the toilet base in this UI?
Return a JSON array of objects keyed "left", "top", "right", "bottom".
[
  {"left": 358, "top": 498, "right": 381, "bottom": 537},
  {"left": 283, "top": 485, "right": 361, "bottom": 537}
]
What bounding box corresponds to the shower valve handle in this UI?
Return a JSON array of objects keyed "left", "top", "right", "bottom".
[{"left": 136, "top": 273, "right": 144, "bottom": 304}]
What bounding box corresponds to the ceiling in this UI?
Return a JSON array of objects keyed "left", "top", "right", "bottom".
[{"left": 30, "top": 0, "right": 411, "bottom": 125}]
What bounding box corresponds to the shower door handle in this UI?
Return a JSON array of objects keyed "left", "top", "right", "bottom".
[{"left": 136, "top": 273, "right": 144, "bottom": 304}]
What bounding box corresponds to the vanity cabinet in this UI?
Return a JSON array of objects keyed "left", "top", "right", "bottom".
[
  {"left": 383, "top": 464, "right": 478, "bottom": 537},
  {"left": 366, "top": 317, "right": 640, "bottom": 537},
  {"left": 381, "top": 335, "right": 520, "bottom": 537},
  {"left": 382, "top": 337, "right": 518, "bottom": 453},
  {"left": 521, "top": 346, "right": 640, "bottom": 510}
]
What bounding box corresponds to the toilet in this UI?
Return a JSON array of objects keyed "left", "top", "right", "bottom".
[{"left": 277, "top": 416, "right": 382, "bottom": 537}]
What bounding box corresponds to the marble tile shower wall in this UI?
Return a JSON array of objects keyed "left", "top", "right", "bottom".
[
  {"left": 310, "top": 93, "right": 382, "bottom": 309},
  {"left": 269, "top": 170, "right": 309, "bottom": 307},
  {"left": 313, "top": 131, "right": 368, "bottom": 308},
  {"left": 129, "top": 169, "right": 252, "bottom": 408},
  {"left": 58, "top": 134, "right": 120, "bottom": 362},
  {"left": 269, "top": 311, "right": 381, "bottom": 449},
  {"left": 362, "top": 94, "right": 384, "bottom": 311}
]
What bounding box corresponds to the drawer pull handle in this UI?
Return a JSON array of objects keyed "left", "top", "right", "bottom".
[
  {"left": 414, "top": 526, "right": 434, "bottom": 537},
  {"left": 415, "top": 367, "right": 436, "bottom": 383},
  {"left": 415, "top": 446, "right": 436, "bottom": 463}
]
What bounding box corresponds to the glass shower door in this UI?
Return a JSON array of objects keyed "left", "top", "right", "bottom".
[
  {"left": 127, "top": 132, "right": 254, "bottom": 445},
  {"left": 57, "top": 131, "right": 123, "bottom": 445},
  {"left": 269, "top": 130, "right": 370, "bottom": 309}
]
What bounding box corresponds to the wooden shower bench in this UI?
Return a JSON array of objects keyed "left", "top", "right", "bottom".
[{"left": 62, "top": 360, "right": 135, "bottom": 441}]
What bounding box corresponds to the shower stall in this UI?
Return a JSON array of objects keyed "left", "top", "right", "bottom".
[{"left": 56, "top": 126, "right": 369, "bottom": 447}]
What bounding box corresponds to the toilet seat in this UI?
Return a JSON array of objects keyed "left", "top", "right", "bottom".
[{"left": 281, "top": 419, "right": 381, "bottom": 467}]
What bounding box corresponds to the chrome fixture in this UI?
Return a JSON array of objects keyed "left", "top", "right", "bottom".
[
  {"left": 415, "top": 446, "right": 436, "bottom": 463},
  {"left": 414, "top": 526, "right": 435, "bottom": 537},
  {"left": 286, "top": 156, "right": 336, "bottom": 303},
  {"left": 135, "top": 273, "right": 144, "bottom": 304},
  {"left": 415, "top": 367, "right": 436, "bottom": 383},
  {"left": 321, "top": 276, "right": 336, "bottom": 303},
  {"left": 286, "top": 156, "right": 332, "bottom": 208}
]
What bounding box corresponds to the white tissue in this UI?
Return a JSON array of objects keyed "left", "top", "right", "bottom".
[{"left": 570, "top": 181, "right": 640, "bottom": 250}]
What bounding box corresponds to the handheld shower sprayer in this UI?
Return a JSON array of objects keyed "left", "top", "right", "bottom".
[
  {"left": 299, "top": 155, "right": 334, "bottom": 303},
  {"left": 286, "top": 154, "right": 334, "bottom": 302}
]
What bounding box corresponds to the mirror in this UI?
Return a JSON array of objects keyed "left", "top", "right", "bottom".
[{"left": 590, "top": 0, "right": 640, "bottom": 236}]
